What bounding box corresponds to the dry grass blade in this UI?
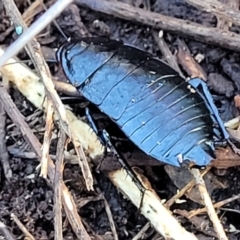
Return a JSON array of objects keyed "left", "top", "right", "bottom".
[
  {"left": 54, "top": 130, "right": 67, "bottom": 240},
  {"left": 40, "top": 100, "right": 54, "bottom": 178},
  {"left": 132, "top": 222, "right": 151, "bottom": 240},
  {"left": 189, "top": 193, "right": 240, "bottom": 218}
]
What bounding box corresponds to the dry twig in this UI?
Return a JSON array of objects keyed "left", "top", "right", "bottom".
[
  {"left": 190, "top": 169, "right": 228, "bottom": 240},
  {"left": 54, "top": 130, "right": 67, "bottom": 240},
  {"left": 189, "top": 193, "right": 240, "bottom": 218},
  {"left": 102, "top": 194, "right": 119, "bottom": 240},
  {"left": 11, "top": 213, "right": 35, "bottom": 240},
  {"left": 40, "top": 100, "right": 54, "bottom": 178},
  {"left": 132, "top": 222, "right": 151, "bottom": 240},
  {"left": 22, "top": 0, "right": 44, "bottom": 26}
]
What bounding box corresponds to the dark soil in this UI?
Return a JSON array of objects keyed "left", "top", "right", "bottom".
[{"left": 1, "top": 0, "right": 240, "bottom": 239}]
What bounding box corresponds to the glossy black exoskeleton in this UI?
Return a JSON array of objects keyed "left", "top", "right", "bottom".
[{"left": 56, "top": 37, "right": 229, "bottom": 167}]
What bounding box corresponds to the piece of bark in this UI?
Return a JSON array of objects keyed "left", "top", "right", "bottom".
[
  {"left": 152, "top": 31, "right": 184, "bottom": 78},
  {"left": 212, "top": 146, "right": 240, "bottom": 169},
  {"left": 176, "top": 39, "right": 207, "bottom": 80}
]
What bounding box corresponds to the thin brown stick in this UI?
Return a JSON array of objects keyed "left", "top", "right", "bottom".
[
  {"left": 40, "top": 100, "right": 54, "bottom": 178},
  {"left": 190, "top": 169, "right": 228, "bottom": 240},
  {"left": 11, "top": 213, "right": 35, "bottom": 240},
  {"left": 22, "top": 0, "right": 44, "bottom": 26},
  {"left": 54, "top": 130, "right": 67, "bottom": 240},
  {"left": 0, "top": 85, "right": 91, "bottom": 240},
  {"left": 176, "top": 39, "right": 207, "bottom": 81},
  {"left": 61, "top": 184, "right": 91, "bottom": 239},
  {"left": 184, "top": 0, "right": 240, "bottom": 27},
  {"left": 215, "top": 0, "right": 236, "bottom": 30},
  {"left": 0, "top": 85, "right": 42, "bottom": 153},
  {"left": 76, "top": 195, "right": 103, "bottom": 209},
  {"left": 189, "top": 193, "right": 240, "bottom": 218},
  {"left": 76, "top": 0, "right": 240, "bottom": 52}
]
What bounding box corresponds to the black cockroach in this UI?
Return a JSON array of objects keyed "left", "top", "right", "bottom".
[{"left": 56, "top": 37, "right": 229, "bottom": 168}]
